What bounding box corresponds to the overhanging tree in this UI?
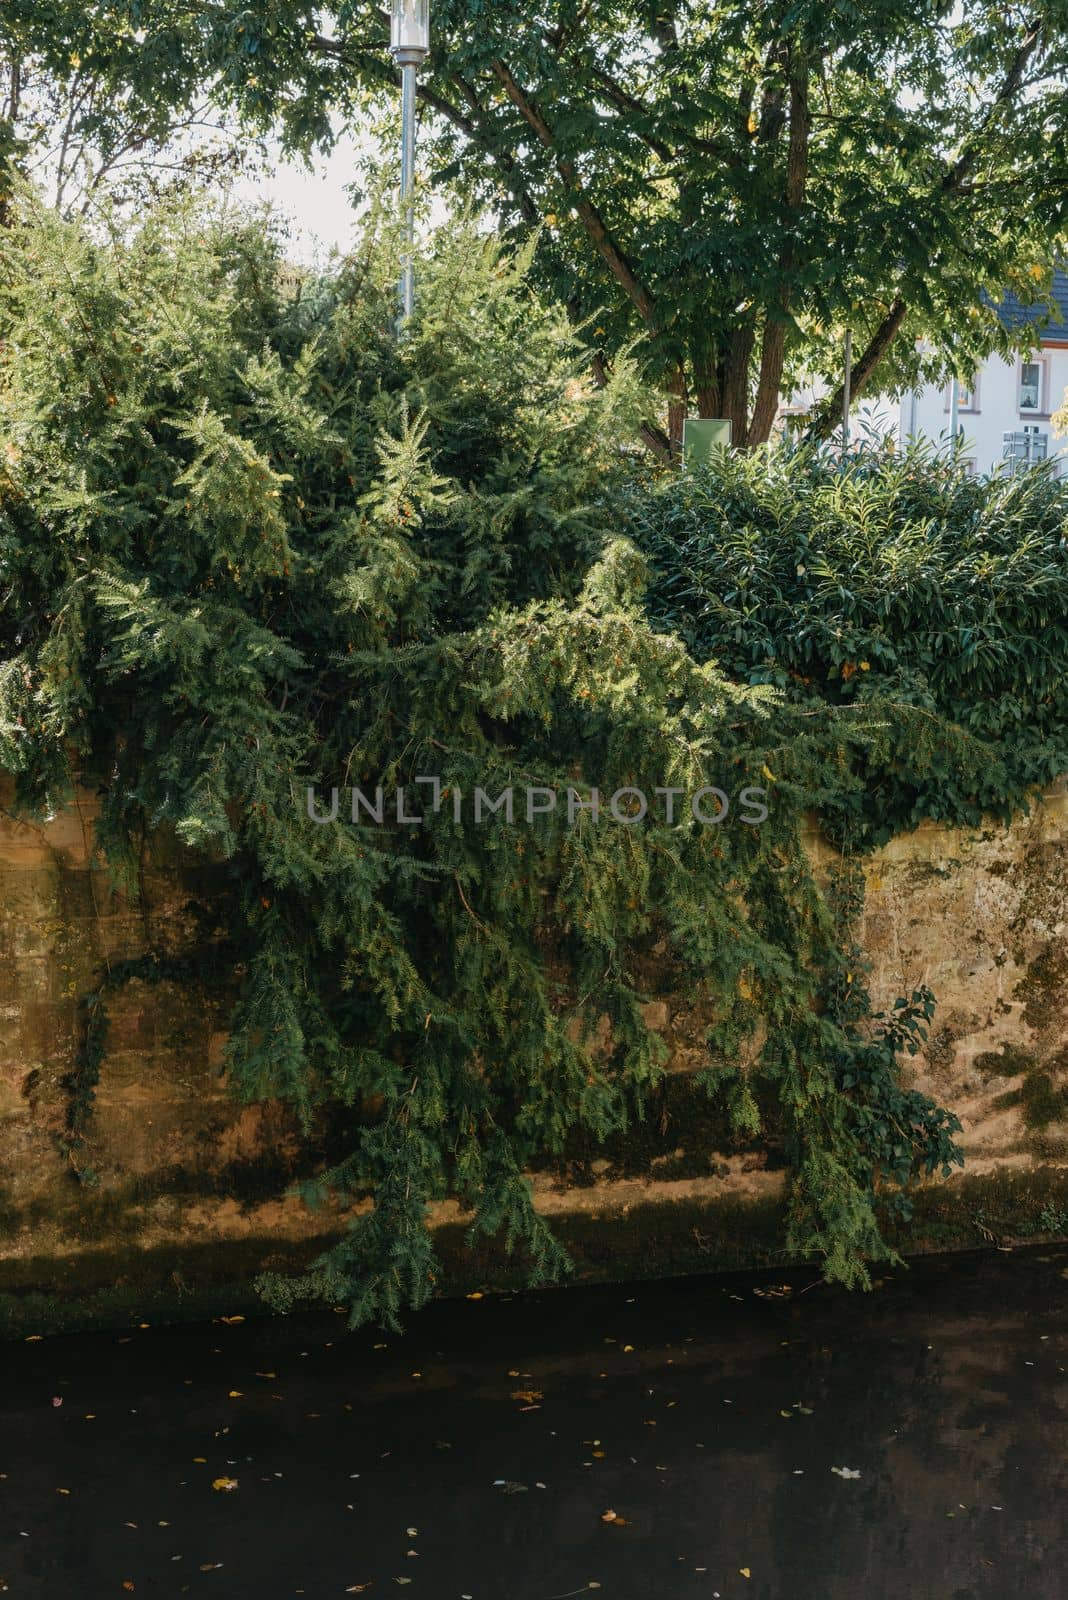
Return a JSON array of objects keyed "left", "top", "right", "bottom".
[
  {"left": 368, "top": 0, "right": 1068, "bottom": 448},
  {"left": 16, "top": 2, "right": 1066, "bottom": 449},
  {"left": 0, "top": 195, "right": 968, "bottom": 1323}
]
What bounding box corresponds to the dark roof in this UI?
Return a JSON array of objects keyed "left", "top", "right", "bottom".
[{"left": 991, "top": 268, "right": 1068, "bottom": 338}]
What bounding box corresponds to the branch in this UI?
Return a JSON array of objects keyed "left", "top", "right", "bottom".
[
  {"left": 490, "top": 57, "right": 658, "bottom": 329},
  {"left": 433, "top": 70, "right": 540, "bottom": 226},
  {"left": 805, "top": 16, "right": 1045, "bottom": 441},
  {"left": 586, "top": 67, "right": 674, "bottom": 161}
]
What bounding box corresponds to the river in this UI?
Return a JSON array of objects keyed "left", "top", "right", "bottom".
[{"left": 1, "top": 1245, "right": 1064, "bottom": 1599}]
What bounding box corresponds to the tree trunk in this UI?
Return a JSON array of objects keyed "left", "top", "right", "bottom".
[
  {"left": 720, "top": 325, "right": 754, "bottom": 446},
  {"left": 747, "top": 60, "right": 809, "bottom": 445},
  {"left": 666, "top": 366, "right": 688, "bottom": 455},
  {"left": 805, "top": 298, "right": 908, "bottom": 440}
]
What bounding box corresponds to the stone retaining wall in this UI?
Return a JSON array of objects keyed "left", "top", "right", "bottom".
[{"left": 1, "top": 777, "right": 1065, "bottom": 1330}]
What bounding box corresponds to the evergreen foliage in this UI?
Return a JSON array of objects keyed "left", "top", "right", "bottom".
[
  {"left": 633, "top": 444, "right": 1068, "bottom": 844},
  {"left": 0, "top": 195, "right": 967, "bottom": 1324}
]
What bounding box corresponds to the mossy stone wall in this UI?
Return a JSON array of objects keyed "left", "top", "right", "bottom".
[{"left": 1, "top": 776, "right": 1066, "bottom": 1332}]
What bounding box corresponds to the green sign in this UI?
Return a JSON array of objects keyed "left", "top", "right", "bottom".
[{"left": 683, "top": 418, "right": 732, "bottom": 465}]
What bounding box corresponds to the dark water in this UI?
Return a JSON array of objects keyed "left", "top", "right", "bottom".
[{"left": 0, "top": 1246, "right": 1065, "bottom": 1600}]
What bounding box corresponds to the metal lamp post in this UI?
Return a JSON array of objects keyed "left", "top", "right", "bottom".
[{"left": 390, "top": 0, "right": 430, "bottom": 324}]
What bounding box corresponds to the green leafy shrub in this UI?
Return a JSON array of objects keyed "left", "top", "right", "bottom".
[
  {"left": 632, "top": 444, "right": 1068, "bottom": 843},
  {"left": 0, "top": 194, "right": 964, "bottom": 1324}
]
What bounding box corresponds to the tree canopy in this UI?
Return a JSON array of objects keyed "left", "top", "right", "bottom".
[{"left": 6, "top": 2, "right": 1066, "bottom": 446}]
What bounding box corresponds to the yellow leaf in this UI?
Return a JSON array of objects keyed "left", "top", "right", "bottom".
[
  {"left": 228, "top": 1390, "right": 244, "bottom": 1398},
  {"left": 212, "top": 1477, "right": 239, "bottom": 1492},
  {"left": 761, "top": 764, "right": 777, "bottom": 783},
  {"left": 740, "top": 1569, "right": 751, "bottom": 1579},
  {"left": 466, "top": 1292, "right": 483, "bottom": 1300}
]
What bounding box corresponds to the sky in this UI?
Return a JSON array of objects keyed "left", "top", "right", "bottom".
[{"left": 232, "top": 131, "right": 369, "bottom": 262}]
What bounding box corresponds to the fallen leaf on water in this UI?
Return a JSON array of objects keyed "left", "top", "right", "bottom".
[
  {"left": 51, "top": 1397, "right": 63, "bottom": 1408},
  {"left": 193, "top": 1457, "right": 206, "bottom": 1464},
  {"left": 591, "top": 1451, "right": 606, "bottom": 1459},
  {"left": 466, "top": 1291, "right": 484, "bottom": 1300},
  {"left": 56, "top": 1488, "right": 70, "bottom": 1496},
  {"left": 510, "top": 1390, "right": 542, "bottom": 1403},
  {"left": 831, "top": 1466, "right": 861, "bottom": 1480},
  {"left": 218, "top": 1315, "right": 244, "bottom": 1325},
  {"left": 122, "top": 1583, "right": 135, "bottom": 1592},
  {"left": 740, "top": 1569, "right": 751, "bottom": 1579},
  {"left": 344, "top": 1586, "right": 373, "bottom": 1594},
  {"left": 25, "top": 1335, "right": 42, "bottom": 1343},
  {"left": 212, "top": 1477, "right": 239, "bottom": 1492},
  {"left": 228, "top": 1391, "right": 243, "bottom": 1399}
]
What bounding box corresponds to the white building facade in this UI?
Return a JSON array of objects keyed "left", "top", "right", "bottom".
[{"left": 900, "top": 272, "right": 1068, "bottom": 474}]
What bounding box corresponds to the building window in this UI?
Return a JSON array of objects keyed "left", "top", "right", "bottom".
[
  {"left": 945, "top": 379, "right": 979, "bottom": 413},
  {"left": 1019, "top": 360, "right": 1043, "bottom": 411}
]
